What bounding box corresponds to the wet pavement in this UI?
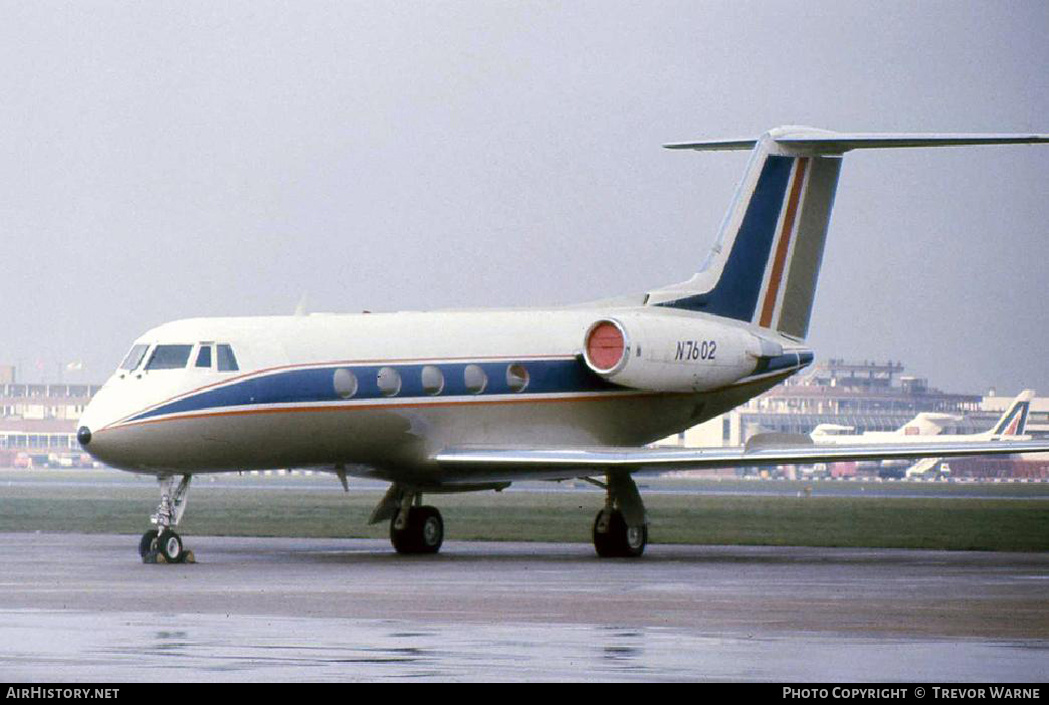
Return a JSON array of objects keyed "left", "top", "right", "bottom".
[{"left": 2, "top": 534, "right": 1048, "bottom": 681}]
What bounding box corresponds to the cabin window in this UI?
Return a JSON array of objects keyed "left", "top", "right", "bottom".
[
  {"left": 377, "top": 367, "right": 402, "bottom": 397},
  {"left": 145, "top": 345, "right": 193, "bottom": 370},
  {"left": 421, "top": 366, "right": 444, "bottom": 396},
  {"left": 464, "top": 364, "right": 487, "bottom": 395},
  {"left": 119, "top": 344, "right": 149, "bottom": 371},
  {"left": 506, "top": 364, "right": 529, "bottom": 393},
  {"left": 195, "top": 345, "right": 213, "bottom": 369},
  {"left": 333, "top": 368, "right": 358, "bottom": 399},
  {"left": 216, "top": 344, "right": 239, "bottom": 372}
]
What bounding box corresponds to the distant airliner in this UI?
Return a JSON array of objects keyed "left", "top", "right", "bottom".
[
  {"left": 812, "top": 390, "right": 1034, "bottom": 445},
  {"left": 808, "top": 389, "right": 1034, "bottom": 478},
  {"left": 76, "top": 126, "right": 1049, "bottom": 561}
]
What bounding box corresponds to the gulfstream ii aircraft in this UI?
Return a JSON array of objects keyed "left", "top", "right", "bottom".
[{"left": 77, "top": 126, "right": 1049, "bottom": 562}]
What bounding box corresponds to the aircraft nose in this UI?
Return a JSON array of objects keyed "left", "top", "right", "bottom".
[{"left": 76, "top": 387, "right": 117, "bottom": 454}]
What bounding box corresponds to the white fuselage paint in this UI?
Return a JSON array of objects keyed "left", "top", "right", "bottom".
[
  {"left": 79, "top": 305, "right": 802, "bottom": 483},
  {"left": 812, "top": 430, "right": 1031, "bottom": 445}
]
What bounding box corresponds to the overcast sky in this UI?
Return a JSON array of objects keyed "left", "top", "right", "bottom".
[{"left": 2, "top": 0, "right": 1047, "bottom": 396}]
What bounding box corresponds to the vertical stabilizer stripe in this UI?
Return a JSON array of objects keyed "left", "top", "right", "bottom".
[
  {"left": 777, "top": 156, "right": 842, "bottom": 339},
  {"left": 759, "top": 158, "right": 808, "bottom": 328}
]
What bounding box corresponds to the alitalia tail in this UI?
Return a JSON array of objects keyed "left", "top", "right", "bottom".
[{"left": 76, "top": 126, "right": 1049, "bottom": 561}]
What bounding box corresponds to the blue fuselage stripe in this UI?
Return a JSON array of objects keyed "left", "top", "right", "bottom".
[
  {"left": 128, "top": 358, "right": 621, "bottom": 423},
  {"left": 751, "top": 351, "right": 813, "bottom": 376}
]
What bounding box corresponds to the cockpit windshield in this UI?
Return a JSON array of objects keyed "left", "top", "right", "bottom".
[
  {"left": 119, "top": 342, "right": 239, "bottom": 373},
  {"left": 119, "top": 344, "right": 150, "bottom": 371},
  {"left": 145, "top": 344, "right": 194, "bottom": 370},
  {"left": 216, "top": 344, "right": 239, "bottom": 372}
]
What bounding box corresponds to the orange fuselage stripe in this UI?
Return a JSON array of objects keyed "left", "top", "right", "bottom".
[{"left": 759, "top": 157, "right": 809, "bottom": 328}]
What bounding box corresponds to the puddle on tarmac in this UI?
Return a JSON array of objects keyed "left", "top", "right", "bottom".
[{"left": 1, "top": 610, "right": 1047, "bottom": 682}]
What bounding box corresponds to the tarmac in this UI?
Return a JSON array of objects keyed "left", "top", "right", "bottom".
[{"left": 2, "top": 533, "right": 1048, "bottom": 681}]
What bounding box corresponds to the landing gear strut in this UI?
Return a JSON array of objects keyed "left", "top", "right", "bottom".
[
  {"left": 591, "top": 472, "right": 648, "bottom": 558},
  {"left": 140, "top": 474, "right": 194, "bottom": 564}
]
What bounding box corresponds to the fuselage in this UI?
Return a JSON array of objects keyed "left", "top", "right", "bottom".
[{"left": 78, "top": 304, "right": 809, "bottom": 483}]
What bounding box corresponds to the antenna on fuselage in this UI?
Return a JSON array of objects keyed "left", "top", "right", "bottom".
[{"left": 294, "top": 293, "right": 309, "bottom": 317}]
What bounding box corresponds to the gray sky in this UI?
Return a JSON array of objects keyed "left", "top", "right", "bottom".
[{"left": 2, "top": 0, "right": 1047, "bottom": 396}]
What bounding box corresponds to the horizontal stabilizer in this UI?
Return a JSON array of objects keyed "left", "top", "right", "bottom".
[
  {"left": 663, "top": 137, "right": 758, "bottom": 151},
  {"left": 665, "top": 127, "right": 1049, "bottom": 155}
]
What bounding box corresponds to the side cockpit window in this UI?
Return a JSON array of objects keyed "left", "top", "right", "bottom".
[
  {"left": 216, "top": 344, "right": 239, "bottom": 372},
  {"left": 119, "top": 344, "right": 150, "bottom": 371},
  {"left": 195, "top": 344, "right": 213, "bottom": 369},
  {"left": 145, "top": 344, "right": 194, "bottom": 370}
]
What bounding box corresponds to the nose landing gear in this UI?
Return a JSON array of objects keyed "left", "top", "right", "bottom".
[{"left": 139, "top": 474, "right": 195, "bottom": 564}]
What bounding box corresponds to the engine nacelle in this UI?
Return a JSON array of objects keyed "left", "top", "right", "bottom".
[{"left": 582, "top": 313, "right": 769, "bottom": 393}]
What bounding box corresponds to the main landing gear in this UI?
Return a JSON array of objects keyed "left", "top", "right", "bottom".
[
  {"left": 369, "top": 484, "right": 444, "bottom": 555},
  {"left": 368, "top": 476, "right": 647, "bottom": 558},
  {"left": 391, "top": 505, "right": 444, "bottom": 555},
  {"left": 590, "top": 472, "right": 648, "bottom": 558},
  {"left": 139, "top": 474, "right": 195, "bottom": 564}
]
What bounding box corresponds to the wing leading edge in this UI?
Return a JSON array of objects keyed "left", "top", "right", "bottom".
[{"left": 433, "top": 440, "right": 1049, "bottom": 484}]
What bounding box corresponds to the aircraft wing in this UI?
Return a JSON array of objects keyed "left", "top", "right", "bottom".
[{"left": 433, "top": 439, "right": 1049, "bottom": 484}]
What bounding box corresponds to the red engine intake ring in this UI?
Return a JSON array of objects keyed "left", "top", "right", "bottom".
[{"left": 583, "top": 319, "right": 628, "bottom": 375}]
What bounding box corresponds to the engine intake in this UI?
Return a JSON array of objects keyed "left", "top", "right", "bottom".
[{"left": 583, "top": 319, "right": 629, "bottom": 374}]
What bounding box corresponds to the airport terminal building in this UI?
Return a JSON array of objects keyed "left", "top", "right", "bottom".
[
  {"left": 660, "top": 359, "right": 1049, "bottom": 479},
  {"left": 0, "top": 366, "right": 101, "bottom": 467}
]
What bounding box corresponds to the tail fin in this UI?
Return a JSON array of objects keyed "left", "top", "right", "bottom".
[
  {"left": 647, "top": 126, "right": 1049, "bottom": 340},
  {"left": 990, "top": 390, "right": 1034, "bottom": 437}
]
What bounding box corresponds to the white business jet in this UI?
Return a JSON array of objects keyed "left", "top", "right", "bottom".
[{"left": 76, "top": 126, "right": 1049, "bottom": 561}]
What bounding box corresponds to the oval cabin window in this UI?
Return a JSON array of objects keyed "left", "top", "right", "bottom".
[
  {"left": 333, "top": 368, "right": 358, "bottom": 399},
  {"left": 421, "top": 365, "right": 444, "bottom": 396},
  {"left": 506, "top": 364, "right": 529, "bottom": 392},
  {"left": 377, "top": 367, "right": 402, "bottom": 397},
  {"left": 463, "top": 364, "right": 487, "bottom": 395}
]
